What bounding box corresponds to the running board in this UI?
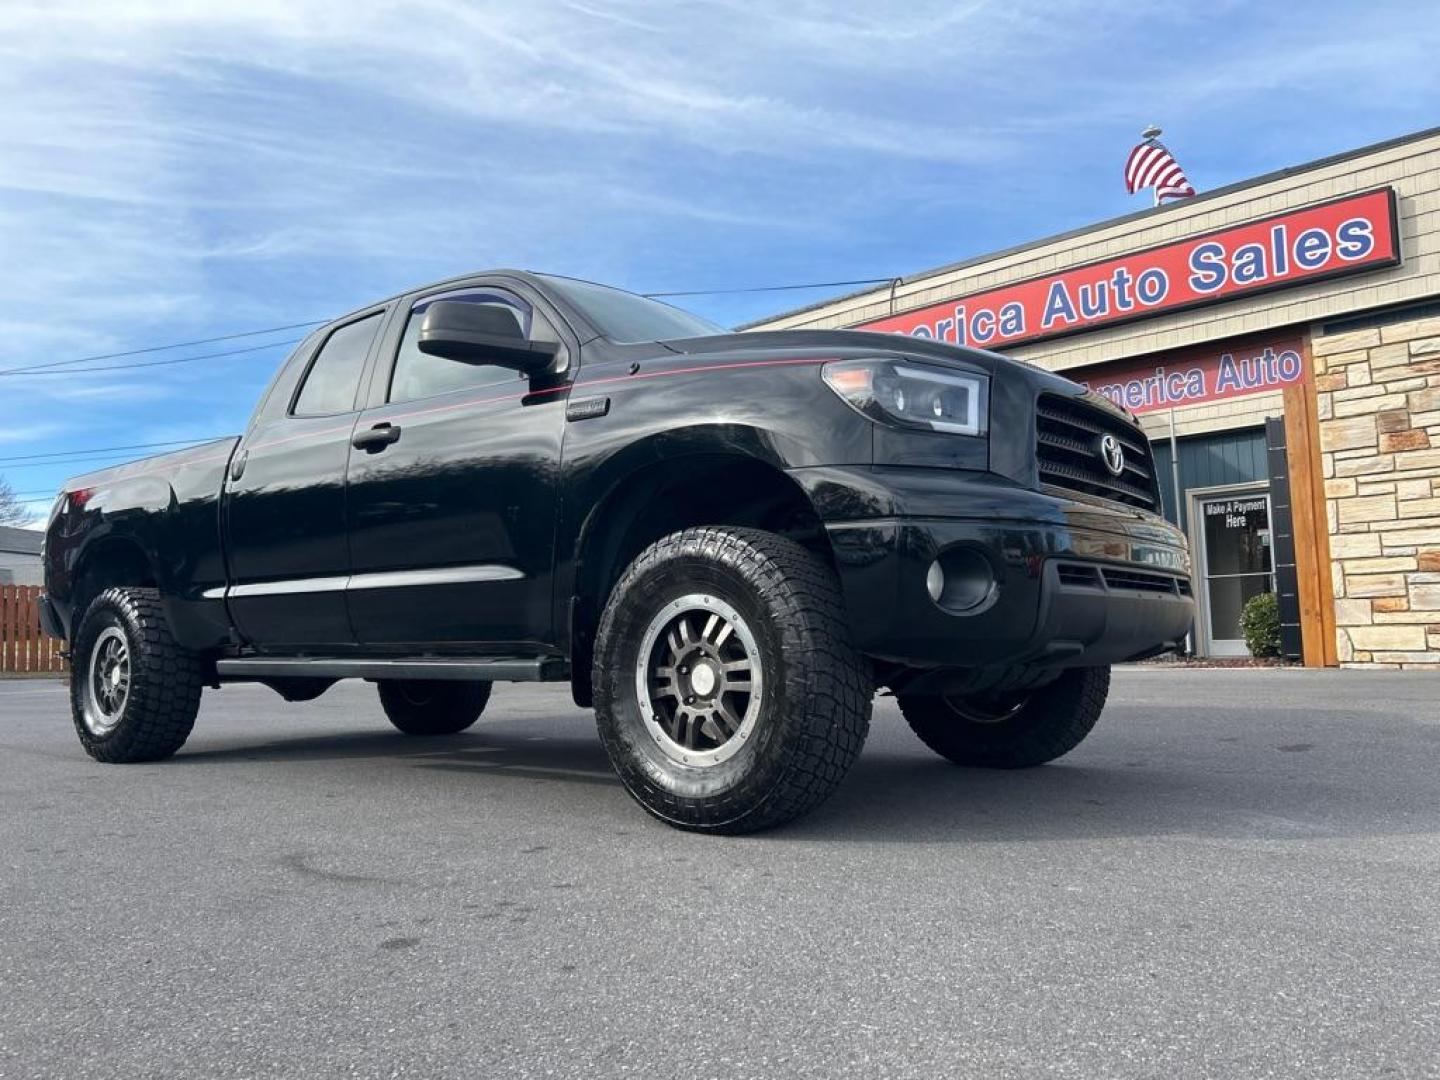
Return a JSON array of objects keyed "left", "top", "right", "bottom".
[{"left": 214, "top": 656, "right": 567, "bottom": 683}]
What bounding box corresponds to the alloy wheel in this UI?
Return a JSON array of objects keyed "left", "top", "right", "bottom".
[
  {"left": 83, "top": 626, "right": 131, "bottom": 736},
  {"left": 634, "top": 593, "right": 764, "bottom": 767}
]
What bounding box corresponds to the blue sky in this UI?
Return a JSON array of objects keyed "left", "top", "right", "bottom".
[{"left": 2, "top": 0, "right": 1438, "bottom": 520}]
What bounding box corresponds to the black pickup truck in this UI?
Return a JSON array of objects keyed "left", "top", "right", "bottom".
[{"left": 40, "top": 271, "right": 1193, "bottom": 832}]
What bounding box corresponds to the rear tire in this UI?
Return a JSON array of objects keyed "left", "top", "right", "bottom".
[
  {"left": 897, "top": 665, "right": 1110, "bottom": 769},
  {"left": 377, "top": 680, "right": 491, "bottom": 736},
  {"left": 593, "top": 526, "right": 871, "bottom": 834},
  {"left": 70, "top": 587, "right": 203, "bottom": 763}
]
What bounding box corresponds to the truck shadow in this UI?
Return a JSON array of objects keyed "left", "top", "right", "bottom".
[
  {"left": 791, "top": 754, "right": 1360, "bottom": 844},
  {"left": 173, "top": 716, "right": 1440, "bottom": 846},
  {"left": 176, "top": 728, "right": 623, "bottom": 786}
]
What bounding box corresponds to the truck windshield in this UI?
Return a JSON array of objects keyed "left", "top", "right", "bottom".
[{"left": 538, "top": 275, "right": 725, "bottom": 344}]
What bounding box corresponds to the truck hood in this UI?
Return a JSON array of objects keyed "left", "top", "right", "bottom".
[
  {"left": 660, "top": 329, "right": 1134, "bottom": 422},
  {"left": 660, "top": 328, "right": 1007, "bottom": 371}
]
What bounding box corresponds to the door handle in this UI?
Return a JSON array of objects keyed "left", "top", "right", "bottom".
[
  {"left": 229, "top": 450, "right": 249, "bottom": 482},
  {"left": 352, "top": 423, "right": 402, "bottom": 452}
]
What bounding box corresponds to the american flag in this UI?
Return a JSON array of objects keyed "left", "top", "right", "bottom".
[{"left": 1125, "top": 137, "right": 1195, "bottom": 202}]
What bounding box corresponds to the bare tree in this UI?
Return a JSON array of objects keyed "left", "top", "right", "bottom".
[{"left": 0, "top": 474, "right": 36, "bottom": 528}]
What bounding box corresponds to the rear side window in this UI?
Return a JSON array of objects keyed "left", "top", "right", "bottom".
[{"left": 293, "top": 313, "right": 382, "bottom": 416}]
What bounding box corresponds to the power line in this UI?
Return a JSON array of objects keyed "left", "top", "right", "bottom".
[
  {"left": 0, "top": 274, "right": 892, "bottom": 459},
  {"left": 0, "top": 338, "right": 302, "bottom": 378},
  {"left": 0, "top": 438, "right": 219, "bottom": 466},
  {"left": 642, "top": 277, "right": 895, "bottom": 298},
  {"left": 0, "top": 319, "right": 327, "bottom": 377},
  {"left": 1, "top": 451, "right": 191, "bottom": 473},
  {"left": 0, "top": 275, "right": 900, "bottom": 470},
  {"left": 0, "top": 276, "right": 895, "bottom": 379}
]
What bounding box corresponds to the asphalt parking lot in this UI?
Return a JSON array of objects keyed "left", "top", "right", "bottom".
[{"left": 1, "top": 669, "right": 1437, "bottom": 1079}]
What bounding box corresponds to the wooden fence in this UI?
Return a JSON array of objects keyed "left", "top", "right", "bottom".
[{"left": 0, "top": 584, "right": 66, "bottom": 674}]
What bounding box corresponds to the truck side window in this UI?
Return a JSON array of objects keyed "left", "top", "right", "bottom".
[
  {"left": 388, "top": 291, "right": 542, "bottom": 405},
  {"left": 292, "top": 313, "right": 382, "bottom": 417}
]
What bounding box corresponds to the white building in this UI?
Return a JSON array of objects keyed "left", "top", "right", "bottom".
[{"left": 0, "top": 526, "right": 43, "bottom": 586}]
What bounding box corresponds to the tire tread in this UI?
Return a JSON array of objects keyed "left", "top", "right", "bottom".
[
  {"left": 594, "top": 526, "right": 871, "bottom": 833},
  {"left": 377, "top": 680, "right": 491, "bottom": 736},
  {"left": 898, "top": 666, "right": 1110, "bottom": 769},
  {"left": 71, "top": 587, "right": 203, "bottom": 763}
]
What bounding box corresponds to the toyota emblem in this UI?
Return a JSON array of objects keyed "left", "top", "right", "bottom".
[{"left": 1097, "top": 434, "right": 1126, "bottom": 477}]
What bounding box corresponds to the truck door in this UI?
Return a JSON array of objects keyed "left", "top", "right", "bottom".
[
  {"left": 221, "top": 309, "right": 387, "bottom": 648},
  {"left": 343, "top": 283, "right": 570, "bottom": 650}
]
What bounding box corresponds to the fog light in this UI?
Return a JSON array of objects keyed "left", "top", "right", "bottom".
[
  {"left": 926, "top": 560, "right": 945, "bottom": 602},
  {"left": 926, "top": 546, "right": 998, "bottom": 614}
]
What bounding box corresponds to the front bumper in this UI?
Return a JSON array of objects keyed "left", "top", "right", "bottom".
[{"left": 799, "top": 467, "right": 1193, "bottom": 672}]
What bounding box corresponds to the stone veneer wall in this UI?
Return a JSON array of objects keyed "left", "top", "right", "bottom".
[{"left": 1315, "top": 315, "right": 1440, "bottom": 667}]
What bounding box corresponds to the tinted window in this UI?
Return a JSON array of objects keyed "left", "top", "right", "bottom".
[
  {"left": 389, "top": 290, "right": 555, "bottom": 404},
  {"left": 293, "top": 314, "right": 382, "bottom": 416},
  {"left": 248, "top": 329, "right": 323, "bottom": 426},
  {"left": 537, "top": 274, "right": 724, "bottom": 343}
]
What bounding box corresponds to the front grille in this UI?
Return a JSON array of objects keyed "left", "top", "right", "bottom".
[
  {"left": 1056, "top": 564, "right": 1102, "bottom": 589},
  {"left": 1101, "top": 567, "right": 1191, "bottom": 597},
  {"left": 1036, "top": 394, "right": 1160, "bottom": 512},
  {"left": 1055, "top": 562, "right": 1191, "bottom": 597}
]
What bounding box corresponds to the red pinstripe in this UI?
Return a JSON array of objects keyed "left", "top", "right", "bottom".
[{"left": 71, "top": 355, "right": 835, "bottom": 486}]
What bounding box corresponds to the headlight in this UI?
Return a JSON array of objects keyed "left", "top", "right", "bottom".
[{"left": 822, "top": 359, "right": 988, "bottom": 436}]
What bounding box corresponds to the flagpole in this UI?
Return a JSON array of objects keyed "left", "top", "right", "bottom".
[{"left": 1144, "top": 124, "right": 1163, "bottom": 208}]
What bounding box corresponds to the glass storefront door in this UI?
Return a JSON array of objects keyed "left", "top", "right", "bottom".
[{"left": 1195, "top": 490, "right": 1274, "bottom": 657}]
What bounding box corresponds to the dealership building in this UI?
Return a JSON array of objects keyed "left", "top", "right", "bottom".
[{"left": 752, "top": 127, "right": 1440, "bottom": 667}]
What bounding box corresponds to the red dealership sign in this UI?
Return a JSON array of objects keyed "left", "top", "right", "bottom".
[
  {"left": 1070, "top": 334, "right": 1306, "bottom": 416},
  {"left": 858, "top": 188, "right": 1400, "bottom": 349}
]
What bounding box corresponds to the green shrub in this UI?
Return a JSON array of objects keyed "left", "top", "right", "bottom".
[{"left": 1240, "top": 591, "right": 1281, "bottom": 658}]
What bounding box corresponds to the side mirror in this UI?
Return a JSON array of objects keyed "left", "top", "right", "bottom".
[{"left": 417, "top": 301, "right": 560, "bottom": 373}]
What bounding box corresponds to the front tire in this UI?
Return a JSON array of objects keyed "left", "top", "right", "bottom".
[
  {"left": 377, "top": 680, "right": 491, "bottom": 736},
  {"left": 593, "top": 527, "right": 872, "bottom": 834},
  {"left": 898, "top": 666, "right": 1111, "bottom": 769},
  {"left": 70, "top": 587, "right": 203, "bottom": 763}
]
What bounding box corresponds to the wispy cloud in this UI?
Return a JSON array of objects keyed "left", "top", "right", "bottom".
[
  {"left": 21, "top": 381, "right": 183, "bottom": 405},
  {"left": 0, "top": 422, "right": 67, "bottom": 445}
]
